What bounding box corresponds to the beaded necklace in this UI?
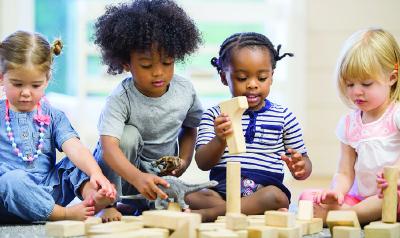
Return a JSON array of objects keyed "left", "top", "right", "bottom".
[{"left": 5, "top": 99, "right": 50, "bottom": 162}]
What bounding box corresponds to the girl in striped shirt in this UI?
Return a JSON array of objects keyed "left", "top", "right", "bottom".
[{"left": 186, "top": 32, "right": 312, "bottom": 222}]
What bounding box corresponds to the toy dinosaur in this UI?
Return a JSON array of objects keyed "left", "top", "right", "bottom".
[
  {"left": 120, "top": 176, "right": 218, "bottom": 210},
  {"left": 151, "top": 156, "right": 182, "bottom": 176}
]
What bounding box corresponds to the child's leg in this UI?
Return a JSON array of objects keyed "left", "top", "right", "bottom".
[
  {"left": 313, "top": 195, "right": 382, "bottom": 225},
  {"left": 0, "top": 169, "right": 78, "bottom": 222},
  {"left": 192, "top": 185, "right": 289, "bottom": 222},
  {"left": 185, "top": 189, "right": 225, "bottom": 210}
]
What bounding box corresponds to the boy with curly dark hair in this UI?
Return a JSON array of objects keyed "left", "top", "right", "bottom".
[{"left": 92, "top": 0, "right": 203, "bottom": 220}]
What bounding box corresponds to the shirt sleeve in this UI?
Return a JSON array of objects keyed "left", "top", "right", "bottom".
[
  {"left": 195, "top": 107, "right": 219, "bottom": 149},
  {"left": 182, "top": 90, "right": 203, "bottom": 128},
  {"left": 51, "top": 110, "right": 79, "bottom": 152},
  {"left": 282, "top": 108, "right": 307, "bottom": 154},
  {"left": 97, "top": 93, "right": 129, "bottom": 140}
]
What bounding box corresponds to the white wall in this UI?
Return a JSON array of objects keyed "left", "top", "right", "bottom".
[
  {"left": 0, "top": 0, "right": 34, "bottom": 39},
  {"left": 303, "top": 0, "right": 400, "bottom": 177}
]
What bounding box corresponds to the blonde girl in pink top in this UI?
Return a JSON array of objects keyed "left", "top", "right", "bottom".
[{"left": 300, "top": 28, "right": 400, "bottom": 225}]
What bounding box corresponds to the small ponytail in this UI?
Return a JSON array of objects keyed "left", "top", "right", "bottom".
[
  {"left": 51, "top": 39, "right": 63, "bottom": 56},
  {"left": 211, "top": 57, "right": 222, "bottom": 73},
  {"left": 275, "top": 44, "right": 294, "bottom": 61}
]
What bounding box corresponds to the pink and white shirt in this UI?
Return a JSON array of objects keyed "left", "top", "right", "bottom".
[{"left": 336, "top": 102, "right": 400, "bottom": 198}]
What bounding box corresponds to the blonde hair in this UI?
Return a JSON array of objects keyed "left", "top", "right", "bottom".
[
  {"left": 336, "top": 28, "right": 400, "bottom": 106},
  {"left": 0, "top": 30, "right": 62, "bottom": 79}
]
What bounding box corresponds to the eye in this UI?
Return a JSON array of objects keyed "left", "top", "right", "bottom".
[
  {"left": 362, "top": 82, "right": 373, "bottom": 87},
  {"left": 346, "top": 82, "right": 354, "bottom": 87},
  {"left": 237, "top": 77, "right": 247, "bottom": 81},
  {"left": 259, "top": 77, "right": 268, "bottom": 82},
  {"left": 13, "top": 83, "right": 23, "bottom": 87},
  {"left": 33, "top": 85, "right": 42, "bottom": 88},
  {"left": 163, "top": 60, "right": 174, "bottom": 66},
  {"left": 141, "top": 64, "right": 152, "bottom": 69}
]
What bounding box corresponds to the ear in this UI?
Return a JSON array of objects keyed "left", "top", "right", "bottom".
[
  {"left": 123, "top": 63, "right": 130, "bottom": 72},
  {"left": 389, "top": 69, "right": 398, "bottom": 86},
  {"left": 220, "top": 71, "right": 228, "bottom": 86}
]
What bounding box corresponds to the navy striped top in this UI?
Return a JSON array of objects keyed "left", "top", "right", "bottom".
[{"left": 196, "top": 99, "right": 307, "bottom": 186}]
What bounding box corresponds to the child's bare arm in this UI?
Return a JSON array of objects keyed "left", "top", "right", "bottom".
[
  {"left": 170, "top": 126, "right": 197, "bottom": 176},
  {"left": 62, "top": 137, "right": 115, "bottom": 197},
  {"left": 100, "top": 135, "right": 169, "bottom": 200},
  {"left": 195, "top": 113, "right": 231, "bottom": 171}
]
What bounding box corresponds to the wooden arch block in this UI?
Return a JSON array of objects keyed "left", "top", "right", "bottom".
[{"left": 219, "top": 96, "right": 248, "bottom": 154}]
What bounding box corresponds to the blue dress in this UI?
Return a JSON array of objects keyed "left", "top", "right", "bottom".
[{"left": 0, "top": 100, "right": 89, "bottom": 223}]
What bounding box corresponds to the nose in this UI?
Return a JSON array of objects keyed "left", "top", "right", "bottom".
[
  {"left": 152, "top": 63, "right": 163, "bottom": 77},
  {"left": 352, "top": 85, "right": 364, "bottom": 95},
  {"left": 20, "top": 88, "right": 31, "bottom": 97},
  {"left": 247, "top": 78, "right": 258, "bottom": 89}
]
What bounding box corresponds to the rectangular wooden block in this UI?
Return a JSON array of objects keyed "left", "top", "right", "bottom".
[
  {"left": 296, "top": 218, "right": 323, "bottom": 235},
  {"left": 226, "top": 213, "right": 248, "bottom": 230},
  {"left": 247, "top": 226, "right": 277, "bottom": 238},
  {"left": 45, "top": 220, "right": 85, "bottom": 237},
  {"left": 332, "top": 226, "right": 361, "bottom": 238},
  {"left": 364, "top": 221, "right": 400, "bottom": 238},
  {"left": 326, "top": 210, "right": 360, "bottom": 234},
  {"left": 264, "top": 211, "right": 296, "bottom": 228},
  {"left": 297, "top": 200, "right": 313, "bottom": 221}
]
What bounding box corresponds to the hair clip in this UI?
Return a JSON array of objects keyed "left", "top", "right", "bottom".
[{"left": 395, "top": 63, "right": 398, "bottom": 71}]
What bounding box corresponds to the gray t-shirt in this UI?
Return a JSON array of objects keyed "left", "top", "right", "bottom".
[{"left": 97, "top": 75, "right": 203, "bottom": 161}]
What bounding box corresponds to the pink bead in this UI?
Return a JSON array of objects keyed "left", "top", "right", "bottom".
[
  {"left": 40, "top": 127, "right": 45, "bottom": 132},
  {"left": 38, "top": 144, "right": 43, "bottom": 149},
  {"left": 14, "top": 148, "right": 19, "bottom": 154},
  {"left": 7, "top": 132, "right": 13, "bottom": 137},
  {"left": 5, "top": 116, "right": 9, "bottom": 121}
]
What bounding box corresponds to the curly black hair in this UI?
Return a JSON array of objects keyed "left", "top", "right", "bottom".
[
  {"left": 94, "top": 0, "right": 202, "bottom": 75},
  {"left": 211, "top": 32, "right": 293, "bottom": 73}
]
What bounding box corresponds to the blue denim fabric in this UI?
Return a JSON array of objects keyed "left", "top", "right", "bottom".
[{"left": 0, "top": 100, "right": 89, "bottom": 222}]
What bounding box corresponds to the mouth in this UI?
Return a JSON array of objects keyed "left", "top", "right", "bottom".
[
  {"left": 152, "top": 80, "right": 165, "bottom": 87},
  {"left": 246, "top": 94, "right": 260, "bottom": 103},
  {"left": 354, "top": 99, "right": 366, "bottom": 105}
]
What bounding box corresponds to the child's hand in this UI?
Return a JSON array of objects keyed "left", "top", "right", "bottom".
[
  {"left": 170, "top": 159, "right": 187, "bottom": 177},
  {"left": 376, "top": 171, "right": 400, "bottom": 199},
  {"left": 90, "top": 173, "right": 117, "bottom": 199},
  {"left": 214, "top": 113, "right": 232, "bottom": 142},
  {"left": 134, "top": 172, "right": 170, "bottom": 200},
  {"left": 281, "top": 148, "right": 307, "bottom": 179},
  {"left": 315, "top": 189, "right": 344, "bottom": 205}
]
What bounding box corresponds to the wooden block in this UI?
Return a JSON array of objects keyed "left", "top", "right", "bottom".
[
  {"left": 226, "top": 213, "right": 249, "bottom": 230},
  {"left": 198, "top": 222, "right": 227, "bottom": 231},
  {"left": 88, "top": 221, "right": 143, "bottom": 235},
  {"left": 142, "top": 210, "right": 201, "bottom": 238},
  {"left": 247, "top": 226, "right": 277, "bottom": 238},
  {"left": 332, "top": 226, "right": 361, "bottom": 238},
  {"left": 326, "top": 210, "right": 360, "bottom": 234},
  {"left": 85, "top": 217, "right": 102, "bottom": 233},
  {"left": 264, "top": 211, "right": 296, "bottom": 228},
  {"left": 382, "top": 166, "right": 399, "bottom": 223},
  {"left": 121, "top": 215, "right": 142, "bottom": 223},
  {"left": 296, "top": 218, "right": 323, "bottom": 235},
  {"left": 364, "top": 221, "right": 400, "bottom": 238},
  {"left": 45, "top": 220, "right": 85, "bottom": 237},
  {"left": 273, "top": 225, "right": 302, "bottom": 238},
  {"left": 219, "top": 96, "right": 248, "bottom": 154},
  {"left": 297, "top": 200, "right": 313, "bottom": 221},
  {"left": 199, "top": 229, "right": 239, "bottom": 238},
  {"left": 170, "top": 220, "right": 190, "bottom": 238},
  {"left": 235, "top": 230, "right": 248, "bottom": 238},
  {"left": 227, "top": 161, "right": 241, "bottom": 214},
  {"left": 88, "top": 228, "right": 166, "bottom": 238}
]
